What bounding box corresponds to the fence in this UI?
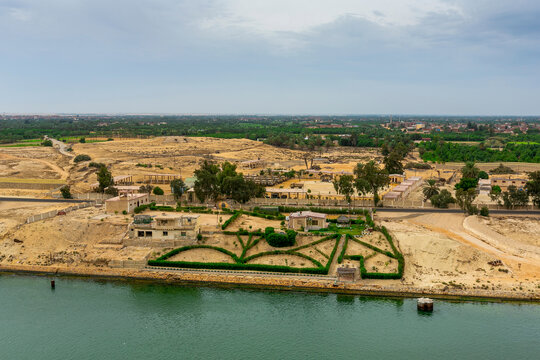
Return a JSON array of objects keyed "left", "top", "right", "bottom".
[{"left": 25, "top": 202, "right": 95, "bottom": 224}]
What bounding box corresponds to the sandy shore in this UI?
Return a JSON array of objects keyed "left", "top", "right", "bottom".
[{"left": 1, "top": 264, "right": 538, "bottom": 303}]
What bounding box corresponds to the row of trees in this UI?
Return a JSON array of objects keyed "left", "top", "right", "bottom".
[
  {"left": 419, "top": 141, "right": 540, "bottom": 163},
  {"left": 333, "top": 161, "right": 390, "bottom": 206}
]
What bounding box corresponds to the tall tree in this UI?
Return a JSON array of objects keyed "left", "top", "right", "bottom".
[
  {"left": 193, "top": 160, "right": 221, "bottom": 203},
  {"left": 525, "top": 171, "right": 540, "bottom": 208},
  {"left": 333, "top": 175, "right": 355, "bottom": 204},
  {"left": 96, "top": 165, "right": 114, "bottom": 193},
  {"left": 455, "top": 188, "right": 478, "bottom": 215},
  {"left": 461, "top": 161, "right": 480, "bottom": 179},
  {"left": 422, "top": 179, "right": 440, "bottom": 201},
  {"left": 354, "top": 161, "right": 389, "bottom": 206},
  {"left": 383, "top": 150, "right": 404, "bottom": 175},
  {"left": 170, "top": 178, "right": 187, "bottom": 199}
]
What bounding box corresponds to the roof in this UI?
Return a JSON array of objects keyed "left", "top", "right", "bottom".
[
  {"left": 154, "top": 213, "right": 199, "bottom": 220},
  {"left": 266, "top": 188, "right": 307, "bottom": 193},
  {"left": 289, "top": 211, "right": 326, "bottom": 219},
  {"left": 337, "top": 215, "right": 350, "bottom": 223},
  {"left": 106, "top": 193, "right": 148, "bottom": 202}
]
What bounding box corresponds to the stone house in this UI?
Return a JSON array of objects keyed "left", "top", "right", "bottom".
[
  {"left": 288, "top": 211, "right": 327, "bottom": 231},
  {"left": 126, "top": 213, "right": 200, "bottom": 247}
]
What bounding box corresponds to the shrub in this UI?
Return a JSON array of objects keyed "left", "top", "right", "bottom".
[
  {"left": 122, "top": 210, "right": 127, "bottom": 215},
  {"left": 89, "top": 162, "right": 105, "bottom": 168},
  {"left": 480, "top": 206, "right": 489, "bottom": 217},
  {"left": 265, "top": 227, "right": 274, "bottom": 236},
  {"left": 79, "top": 137, "right": 86, "bottom": 143},
  {"left": 197, "top": 233, "right": 203, "bottom": 241},
  {"left": 60, "top": 185, "right": 72, "bottom": 199},
  {"left": 478, "top": 171, "right": 489, "bottom": 179},
  {"left": 74, "top": 154, "right": 91, "bottom": 163},
  {"left": 266, "top": 230, "right": 296, "bottom": 247},
  {"left": 153, "top": 186, "right": 164, "bottom": 195},
  {"left": 41, "top": 139, "right": 53, "bottom": 147}
]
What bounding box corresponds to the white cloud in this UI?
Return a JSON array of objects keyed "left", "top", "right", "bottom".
[{"left": 200, "top": 0, "right": 462, "bottom": 34}]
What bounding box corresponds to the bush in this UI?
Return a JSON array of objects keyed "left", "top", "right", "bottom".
[
  {"left": 478, "top": 171, "right": 489, "bottom": 179},
  {"left": 89, "top": 162, "right": 105, "bottom": 168},
  {"left": 79, "top": 137, "right": 86, "bottom": 143},
  {"left": 153, "top": 186, "right": 164, "bottom": 195},
  {"left": 60, "top": 185, "right": 72, "bottom": 199},
  {"left": 480, "top": 206, "right": 489, "bottom": 217},
  {"left": 74, "top": 154, "right": 91, "bottom": 163},
  {"left": 265, "top": 227, "right": 274, "bottom": 236},
  {"left": 266, "top": 230, "right": 296, "bottom": 247},
  {"left": 41, "top": 139, "right": 53, "bottom": 147},
  {"left": 197, "top": 233, "right": 203, "bottom": 241}
]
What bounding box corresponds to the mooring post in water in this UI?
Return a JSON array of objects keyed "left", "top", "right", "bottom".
[
  {"left": 50, "top": 280, "right": 55, "bottom": 289},
  {"left": 417, "top": 297, "right": 433, "bottom": 312}
]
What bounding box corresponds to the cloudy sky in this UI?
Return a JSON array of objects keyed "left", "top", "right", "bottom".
[{"left": 1, "top": 0, "right": 539, "bottom": 115}]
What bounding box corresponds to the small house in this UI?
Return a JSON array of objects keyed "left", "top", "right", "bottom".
[
  {"left": 288, "top": 211, "right": 327, "bottom": 231},
  {"left": 105, "top": 193, "right": 149, "bottom": 214}
]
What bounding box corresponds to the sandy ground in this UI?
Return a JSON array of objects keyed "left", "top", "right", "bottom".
[{"left": 377, "top": 212, "right": 540, "bottom": 297}]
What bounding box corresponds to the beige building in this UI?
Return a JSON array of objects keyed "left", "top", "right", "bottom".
[
  {"left": 491, "top": 178, "right": 527, "bottom": 192},
  {"left": 126, "top": 213, "right": 200, "bottom": 247},
  {"left": 105, "top": 193, "right": 149, "bottom": 214},
  {"left": 288, "top": 211, "right": 327, "bottom": 231}
]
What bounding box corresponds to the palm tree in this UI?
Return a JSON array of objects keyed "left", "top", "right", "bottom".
[
  {"left": 423, "top": 179, "right": 440, "bottom": 201},
  {"left": 461, "top": 161, "right": 480, "bottom": 179}
]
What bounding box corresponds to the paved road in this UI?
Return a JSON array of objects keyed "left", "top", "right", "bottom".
[
  {"left": 374, "top": 207, "right": 540, "bottom": 215},
  {"left": 0, "top": 197, "right": 91, "bottom": 203}
]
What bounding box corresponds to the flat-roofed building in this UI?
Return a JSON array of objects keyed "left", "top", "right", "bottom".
[
  {"left": 105, "top": 193, "right": 149, "bottom": 214},
  {"left": 126, "top": 213, "right": 200, "bottom": 247}
]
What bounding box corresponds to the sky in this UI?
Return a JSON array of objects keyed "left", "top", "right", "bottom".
[{"left": 1, "top": 0, "right": 540, "bottom": 115}]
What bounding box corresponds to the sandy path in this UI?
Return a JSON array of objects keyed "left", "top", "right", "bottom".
[{"left": 0, "top": 152, "right": 69, "bottom": 180}]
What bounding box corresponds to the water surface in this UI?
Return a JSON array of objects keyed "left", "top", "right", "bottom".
[{"left": 0, "top": 275, "right": 538, "bottom": 359}]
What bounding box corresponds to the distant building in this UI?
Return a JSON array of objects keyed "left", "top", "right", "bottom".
[
  {"left": 288, "top": 211, "right": 327, "bottom": 231},
  {"left": 105, "top": 193, "right": 149, "bottom": 214},
  {"left": 491, "top": 178, "right": 527, "bottom": 192}
]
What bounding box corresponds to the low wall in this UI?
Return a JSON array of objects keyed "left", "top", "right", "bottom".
[
  {"left": 0, "top": 182, "right": 65, "bottom": 190},
  {"left": 25, "top": 202, "right": 95, "bottom": 224}
]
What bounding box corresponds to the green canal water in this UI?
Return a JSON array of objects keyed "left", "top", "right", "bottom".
[{"left": 0, "top": 275, "right": 538, "bottom": 360}]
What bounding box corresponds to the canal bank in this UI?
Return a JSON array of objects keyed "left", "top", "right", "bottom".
[{"left": 1, "top": 264, "right": 538, "bottom": 303}]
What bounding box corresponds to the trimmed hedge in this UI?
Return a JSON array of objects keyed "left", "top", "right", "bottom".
[
  {"left": 148, "top": 260, "right": 328, "bottom": 274},
  {"left": 222, "top": 211, "right": 241, "bottom": 230},
  {"left": 266, "top": 229, "right": 296, "bottom": 247},
  {"left": 337, "top": 234, "right": 349, "bottom": 264}
]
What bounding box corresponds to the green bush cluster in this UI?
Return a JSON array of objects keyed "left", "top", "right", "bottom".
[
  {"left": 265, "top": 229, "right": 297, "bottom": 247},
  {"left": 74, "top": 154, "right": 91, "bottom": 163},
  {"left": 89, "top": 162, "right": 105, "bottom": 168},
  {"left": 133, "top": 202, "right": 156, "bottom": 214}
]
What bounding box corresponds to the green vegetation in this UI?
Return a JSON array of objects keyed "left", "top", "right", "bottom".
[
  {"left": 170, "top": 178, "right": 186, "bottom": 199},
  {"left": 221, "top": 211, "right": 241, "bottom": 230},
  {"left": 152, "top": 186, "right": 164, "bottom": 195},
  {"left": 41, "top": 139, "right": 53, "bottom": 147},
  {"left": 60, "top": 185, "right": 72, "bottom": 199},
  {"left": 354, "top": 161, "right": 390, "bottom": 206},
  {"left": 74, "top": 154, "right": 91, "bottom": 163},
  {"left": 489, "top": 163, "right": 515, "bottom": 174},
  {"left": 419, "top": 141, "right": 540, "bottom": 163},
  {"left": 149, "top": 232, "right": 340, "bottom": 275},
  {"left": 194, "top": 161, "right": 265, "bottom": 204}
]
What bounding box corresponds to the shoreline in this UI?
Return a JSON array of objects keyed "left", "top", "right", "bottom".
[{"left": 1, "top": 264, "right": 538, "bottom": 304}]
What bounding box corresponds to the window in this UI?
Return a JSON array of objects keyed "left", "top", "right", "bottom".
[
  {"left": 145, "top": 231, "right": 152, "bottom": 237},
  {"left": 163, "top": 231, "right": 168, "bottom": 236},
  {"left": 138, "top": 231, "right": 144, "bottom": 237},
  {"left": 181, "top": 232, "right": 187, "bottom": 237}
]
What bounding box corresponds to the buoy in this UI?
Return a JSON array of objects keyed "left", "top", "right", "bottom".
[
  {"left": 50, "top": 280, "right": 55, "bottom": 289},
  {"left": 417, "top": 297, "right": 433, "bottom": 311}
]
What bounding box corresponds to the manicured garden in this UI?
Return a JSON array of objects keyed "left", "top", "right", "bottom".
[{"left": 147, "top": 206, "right": 404, "bottom": 279}]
